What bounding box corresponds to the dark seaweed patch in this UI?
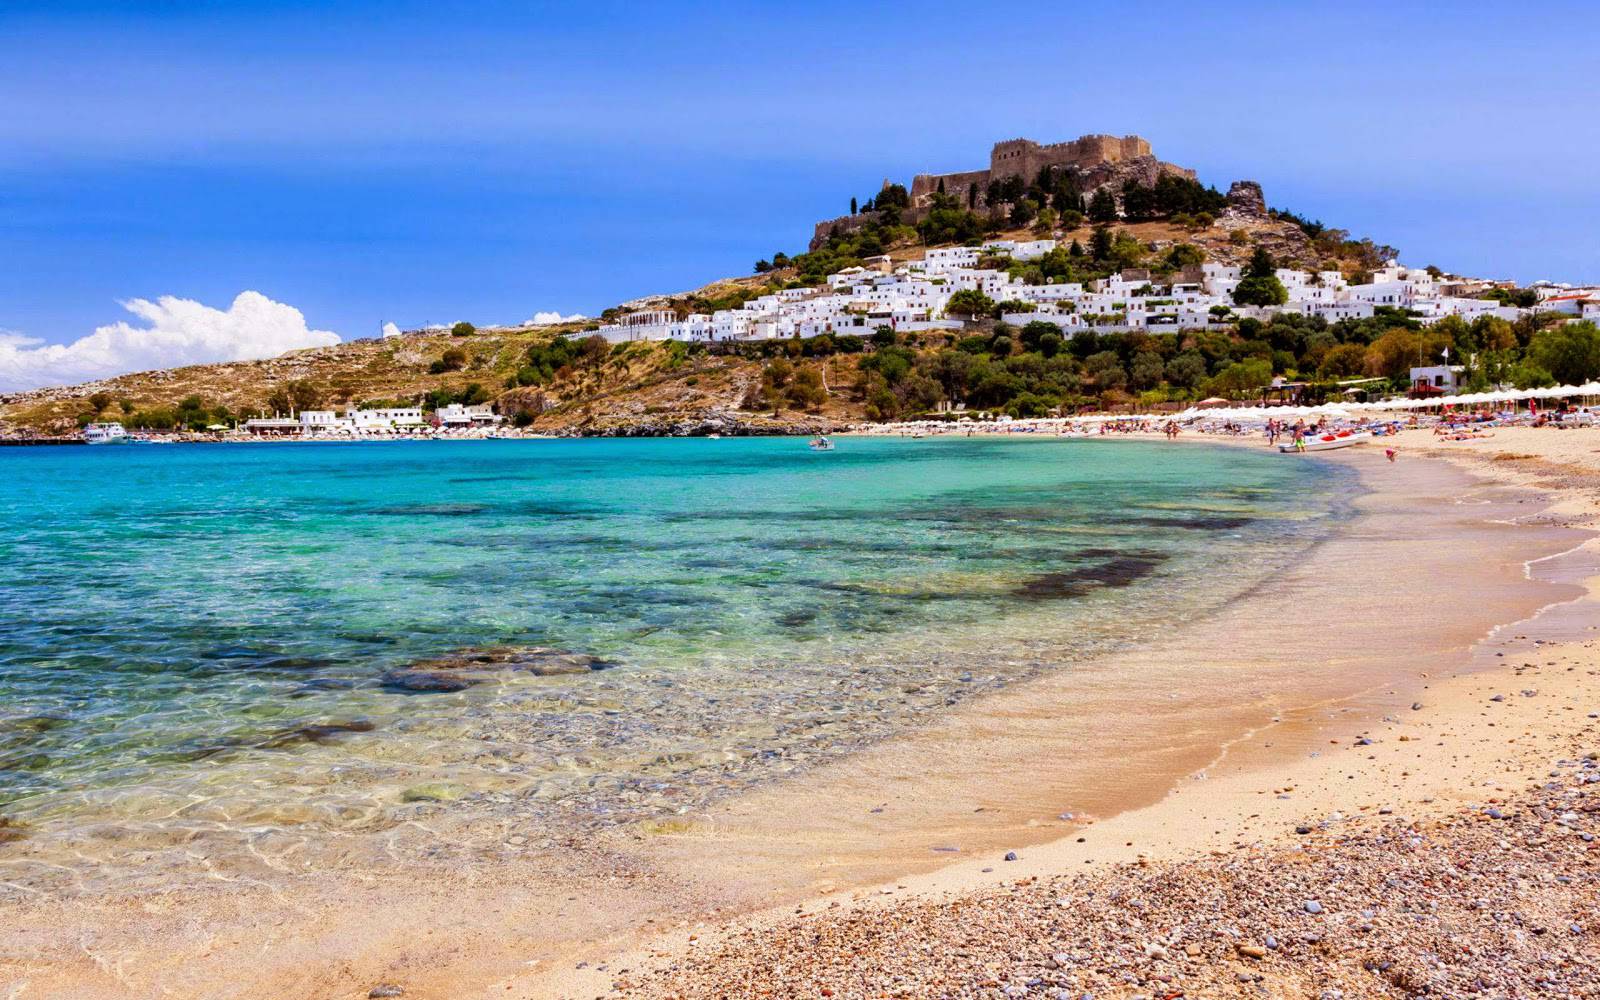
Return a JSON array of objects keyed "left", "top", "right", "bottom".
[
  {"left": 1013, "top": 554, "right": 1165, "bottom": 599},
  {"left": 1122, "top": 515, "right": 1253, "bottom": 531},
  {"left": 258, "top": 719, "right": 376, "bottom": 749},
  {"left": 201, "top": 648, "right": 333, "bottom": 671},
  {"left": 511, "top": 500, "right": 608, "bottom": 518},
  {"left": 811, "top": 580, "right": 968, "bottom": 602},
  {"left": 368, "top": 503, "right": 489, "bottom": 517}
]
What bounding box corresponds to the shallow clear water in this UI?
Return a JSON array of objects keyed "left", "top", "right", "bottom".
[{"left": 0, "top": 438, "right": 1348, "bottom": 868}]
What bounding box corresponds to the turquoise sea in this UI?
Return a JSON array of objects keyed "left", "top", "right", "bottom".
[{"left": 0, "top": 438, "right": 1349, "bottom": 875}]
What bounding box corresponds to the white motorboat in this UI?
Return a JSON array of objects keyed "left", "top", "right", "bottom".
[
  {"left": 1278, "top": 430, "right": 1371, "bottom": 453},
  {"left": 83, "top": 422, "right": 130, "bottom": 445},
  {"left": 808, "top": 435, "right": 835, "bottom": 452}
]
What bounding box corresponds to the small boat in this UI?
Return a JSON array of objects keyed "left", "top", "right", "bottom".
[
  {"left": 1278, "top": 430, "right": 1371, "bottom": 453},
  {"left": 83, "top": 422, "right": 130, "bottom": 445},
  {"left": 808, "top": 435, "right": 834, "bottom": 452},
  {"left": 707, "top": 433, "right": 722, "bottom": 440}
]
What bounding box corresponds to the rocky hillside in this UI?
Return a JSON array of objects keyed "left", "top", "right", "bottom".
[
  {"left": 0, "top": 174, "right": 1400, "bottom": 437},
  {"left": 0, "top": 325, "right": 860, "bottom": 437}
]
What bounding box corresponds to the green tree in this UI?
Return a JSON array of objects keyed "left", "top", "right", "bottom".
[
  {"left": 1505, "top": 359, "right": 1555, "bottom": 389},
  {"left": 1006, "top": 392, "right": 1057, "bottom": 418},
  {"left": 1088, "top": 189, "right": 1118, "bottom": 223},
  {"left": 1527, "top": 321, "right": 1600, "bottom": 385},
  {"left": 1364, "top": 328, "right": 1450, "bottom": 379},
  {"left": 1084, "top": 350, "right": 1127, "bottom": 390},
  {"left": 1233, "top": 275, "right": 1288, "bottom": 307},
  {"left": 1165, "top": 351, "right": 1208, "bottom": 389},
  {"left": 786, "top": 366, "right": 828, "bottom": 409},
  {"left": 945, "top": 289, "right": 997, "bottom": 320},
  {"left": 288, "top": 380, "right": 321, "bottom": 410},
  {"left": 1019, "top": 320, "right": 1063, "bottom": 352},
  {"left": 1317, "top": 343, "right": 1368, "bottom": 378},
  {"left": 899, "top": 373, "right": 944, "bottom": 412},
  {"left": 430, "top": 347, "right": 468, "bottom": 374},
  {"left": 1205, "top": 358, "right": 1271, "bottom": 396},
  {"left": 1165, "top": 243, "right": 1206, "bottom": 271},
  {"left": 1089, "top": 226, "right": 1113, "bottom": 262},
  {"left": 1129, "top": 350, "right": 1165, "bottom": 391},
  {"left": 451, "top": 321, "right": 476, "bottom": 337},
  {"left": 1109, "top": 231, "right": 1146, "bottom": 270}
]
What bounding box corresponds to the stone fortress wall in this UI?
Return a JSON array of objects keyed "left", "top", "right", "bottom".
[
  {"left": 812, "top": 134, "right": 1199, "bottom": 250},
  {"left": 989, "top": 134, "right": 1151, "bottom": 180},
  {"left": 907, "top": 134, "right": 1186, "bottom": 206}
]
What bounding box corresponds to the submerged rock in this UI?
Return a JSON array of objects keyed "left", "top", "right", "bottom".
[
  {"left": 400, "top": 782, "right": 467, "bottom": 803},
  {"left": 381, "top": 669, "right": 477, "bottom": 693},
  {"left": 259, "top": 719, "right": 376, "bottom": 749},
  {"left": 381, "top": 646, "right": 616, "bottom": 693}
]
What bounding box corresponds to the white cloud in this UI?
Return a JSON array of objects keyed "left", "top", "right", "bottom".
[
  {"left": 381, "top": 321, "right": 403, "bottom": 339},
  {"left": 0, "top": 291, "right": 340, "bottom": 393},
  {"left": 528, "top": 310, "right": 587, "bottom": 325}
]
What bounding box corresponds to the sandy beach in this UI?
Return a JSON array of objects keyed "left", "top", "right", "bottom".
[
  {"left": 531, "top": 426, "right": 1600, "bottom": 1000},
  {"left": 5, "top": 428, "right": 1600, "bottom": 1000}
]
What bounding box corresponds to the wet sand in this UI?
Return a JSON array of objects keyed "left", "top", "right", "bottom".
[{"left": 2, "top": 431, "right": 1593, "bottom": 1000}]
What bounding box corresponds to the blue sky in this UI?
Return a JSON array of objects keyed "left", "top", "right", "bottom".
[{"left": 2, "top": 1, "right": 1597, "bottom": 388}]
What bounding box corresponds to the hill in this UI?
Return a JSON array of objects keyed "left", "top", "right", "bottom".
[
  {"left": 6, "top": 145, "right": 1552, "bottom": 439},
  {"left": 0, "top": 323, "right": 855, "bottom": 437}
]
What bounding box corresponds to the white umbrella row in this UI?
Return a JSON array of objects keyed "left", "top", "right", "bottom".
[{"left": 1160, "top": 382, "right": 1600, "bottom": 423}]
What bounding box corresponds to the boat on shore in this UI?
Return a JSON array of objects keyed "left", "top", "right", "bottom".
[
  {"left": 1278, "top": 430, "right": 1371, "bottom": 453},
  {"left": 83, "top": 422, "right": 130, "bottom": 445}
]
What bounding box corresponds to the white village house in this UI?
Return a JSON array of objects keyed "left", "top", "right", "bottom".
[{"left": 573, "top": 239, "right": 1539, "bottom": 347}]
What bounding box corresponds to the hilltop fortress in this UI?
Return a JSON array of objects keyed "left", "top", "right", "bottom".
[
  {"left": 812, "top": 133, "right": 1197, "bottom": 249},
  {"left": 910, "top": 134, "right": 1192, "bottom": 205}
]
